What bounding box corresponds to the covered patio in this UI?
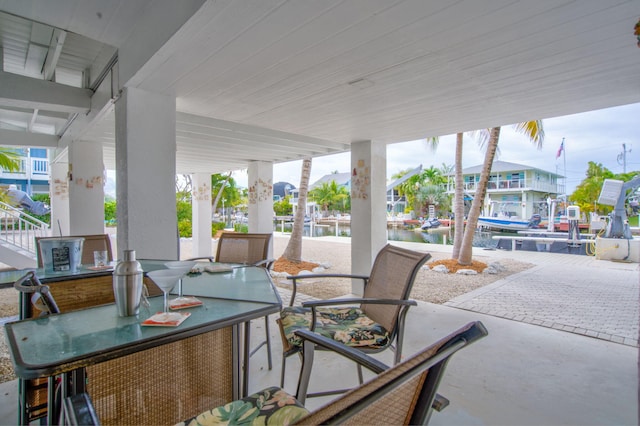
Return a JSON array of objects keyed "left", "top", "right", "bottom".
[{"left": 1, "top": 1, "right": 639, "bottom": 279}]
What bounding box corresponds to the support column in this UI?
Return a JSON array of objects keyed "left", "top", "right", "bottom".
[
  {"left": 192, "top": 173, "right": 212, "bottom": 259},
  {"left": 115, "top": 86, "right": 177, "bottom": 260},
  {"left": 247, "top": 161, "right": 274, "bottom": 234},
  {"left": 68, "top": 140, "right": 105, "bottom": 235},
  {"left": 247, "top": 161, "right": 274, "bottom": 259},
  {"left": 350, "top": 140, "right": 387, "bottom": 296},
  {"left": 49, "top": 159, "right": 70, "bottom": 236}
]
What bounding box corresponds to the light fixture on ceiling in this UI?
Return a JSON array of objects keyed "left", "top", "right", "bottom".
[{"left": 347, "top": 78, "right": 374, "bottom": 89}]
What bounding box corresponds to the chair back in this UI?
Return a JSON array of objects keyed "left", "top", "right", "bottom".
[
  {"left": 215, "top": 232, "right": 272, "bottom": 266},
  {"left": 361, "top": 244, "right": 431, "bottom": 332},
  {"left": 295, "top": 321, "right": 488, "bottom": 425},
  {"left": 36, "top": 234, "right": 113, "bottom": 267}
]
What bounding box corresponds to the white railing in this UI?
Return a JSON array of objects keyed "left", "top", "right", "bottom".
[
  {"left": 0, "top": 201, "right": 50, "bottom": 255},
  {"left": 460, "top": 179, "right": 561, "bottom": 194}
]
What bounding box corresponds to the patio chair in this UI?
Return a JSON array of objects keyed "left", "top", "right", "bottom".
[
  {"left": 62, "top": 321, "right": 488, "bottom": 425},
  {"left": 277, "top": 243, "right": 431, "bottom": 397},
  {"left": 36, "top": 234, "right": 113, "bottom": 267},
  {"left": 192, "top": 232, "right": 275, "bottom": 369}
]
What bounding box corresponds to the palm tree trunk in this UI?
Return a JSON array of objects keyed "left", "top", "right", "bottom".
[
  {"left": 212, "top": 172, "right": 232, "bottom": 213},
  {"left": 452, "top": 133, "right": 464, "bottom": 259},
  {"left": 458, "top": 127, "right": 501, "bottom": 265},
  {"left": 282, "top": 158, "right": 312, "bottom": 262}
]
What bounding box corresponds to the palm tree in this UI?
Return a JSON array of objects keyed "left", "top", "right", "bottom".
[
  {"left": 0, "top": 148, "right": 21, "bottom": 203},
  {"left": 0, "top": 148, "right": 20, "bottom": 172},
  {"left": 282, "top": 157, "right": 312, "bottom": 262},
  {"left": 451, "top": 133, "right": 465, "bottom": 259},
  {"left": 457, "top": 122, "right": 545, "bottom": 265}
]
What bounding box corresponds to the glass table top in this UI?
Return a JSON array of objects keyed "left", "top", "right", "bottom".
[{"left": 5, "top": 295, "right": 277, "bottom": 379}]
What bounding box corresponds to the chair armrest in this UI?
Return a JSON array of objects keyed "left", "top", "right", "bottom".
[
  {"left": 295, "top": 329, "right": 389, "bottom": 374},
  {"left": 286, "top": 274, "right": 370, "bottom": 306},
  {"left": 302, "top": 298, "right": 418, "bottom": 308},
  {"left": 254, "top": 258, "right": 276, "bottom": 269},
  {"left": 186, "top": 256, "right": 215, "bottom": 262},
  {"left": 286, "top": 273, "right": 369, "bottom": 281},
  {"left": 62, "top": 393, "right": 100, "bottom": 426}
]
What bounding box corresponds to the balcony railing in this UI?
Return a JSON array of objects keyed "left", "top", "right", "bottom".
[{"left": 459, "top": 179, "right": 561, "bottom": 194}]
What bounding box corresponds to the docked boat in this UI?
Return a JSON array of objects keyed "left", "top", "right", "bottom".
[{"left": 478, "top": 214, "right": 542, "bottom": 231}]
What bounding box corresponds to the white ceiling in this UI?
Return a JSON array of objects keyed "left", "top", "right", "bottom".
[{"left": 1, "top": 0, "right": 639, "bottom": 174}]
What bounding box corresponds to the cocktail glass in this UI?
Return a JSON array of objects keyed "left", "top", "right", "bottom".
[
  {"left": 147, "top": 269, "right": 183, "bottom": 313},
  {"left": 164, "top": 260, "right": 197, "bottom": 306}
]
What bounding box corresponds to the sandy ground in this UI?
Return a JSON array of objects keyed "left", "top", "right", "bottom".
[{"left": 0, "top": 235, "right": 533, "bottom": 383}]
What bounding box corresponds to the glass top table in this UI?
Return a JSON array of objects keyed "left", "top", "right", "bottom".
[{"left": 5, "top": 263, "right": 281, "bottom": 378}]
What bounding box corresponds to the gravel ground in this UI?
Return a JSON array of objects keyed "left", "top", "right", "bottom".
[
  {"left": 269, "top": 237, "right": 533, "bottom": 304},
  {"left": 0, "top": 235, "right": 533, "bottom": 384}
]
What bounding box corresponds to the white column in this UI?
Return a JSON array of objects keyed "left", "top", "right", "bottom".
[
  {"left": 192, "top": 173, "right": 212, "bottom": 258},
  {"left": 68, "top": 140, "right": 105, "bottom": 235},
  {"left": 247, "top": 161, "right": 274, "bottom": 259},
  {"left": 247, "top": 161, "right": 274, "bottom": 234},
  {"left": 115, "top": 86, "right": 177, "bottom": 260},
  {"left": 350, "top": 140, "right": 387, "bottom": 296},
  {"left": 49, "top": 160, "right": 70, "bottom": 236}
]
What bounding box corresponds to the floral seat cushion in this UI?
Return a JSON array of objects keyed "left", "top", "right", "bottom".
[
  {"left": 280, "top": 306, "right": 391, "bottom": 350},
  {"left": 177, "top": 386, "right": 309, "bottom": 426}
]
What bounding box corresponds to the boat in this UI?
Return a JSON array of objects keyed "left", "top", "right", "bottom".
[
  {"left": 477, "top": 214, "right": 542, "bottom": 231},
  {"left": 420, "top": 218, "right": 442, "bottom": 230}
]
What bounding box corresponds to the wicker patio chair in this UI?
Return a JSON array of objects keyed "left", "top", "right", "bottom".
[
  {"left": 63, "top": 321, "right": 488, "bottom": 425},
  {"left": 193, "top": 232, "right": 275, "bottom": 369},
  {"left": 277, "top": 243, "right": 431, "bottom": 397}
]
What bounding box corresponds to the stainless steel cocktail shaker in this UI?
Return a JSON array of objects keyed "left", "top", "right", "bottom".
[{"left": 113, "top": 250, "right": 143, "bottom": 316}]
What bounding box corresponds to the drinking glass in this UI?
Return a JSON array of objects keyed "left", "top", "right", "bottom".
[
  {"left": 147, "top": 269, "right": 183, "bottom": 313},
  {"left": 164, "top": 260, "right": 197, "bottom": 305}
]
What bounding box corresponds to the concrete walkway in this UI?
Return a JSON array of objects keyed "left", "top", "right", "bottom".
[{"left": 1, "top": 236, "right": 638, "bottom": 425}]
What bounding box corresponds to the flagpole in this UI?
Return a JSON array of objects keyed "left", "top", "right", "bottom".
[{"left": 564, "top": 138, "right": 567, "bottom": 198}]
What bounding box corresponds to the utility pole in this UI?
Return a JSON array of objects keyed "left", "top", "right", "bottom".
[{"left": 617, "top": 143, "right": 632, "bottom": 173}]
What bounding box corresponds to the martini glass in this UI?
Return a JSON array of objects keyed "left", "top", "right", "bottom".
[
  {"left": 164, "top": 260, "right": 198, "bottom": 306},
  {"left": 147, "top": 269, "right": 184, "bottom": 318}
]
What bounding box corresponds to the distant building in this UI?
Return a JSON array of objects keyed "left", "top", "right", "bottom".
[
  {"left": 290, "top": 172, "right": 351, "bottom": 216},
  {"left": 0, "top": 148, "right": 50, "bottom": 196},
  {"left": 448, "top": 160, "right": 563, "bottom": 219},
  {"left": 273, "top": 181, "right": 296, "bottom": 201}
]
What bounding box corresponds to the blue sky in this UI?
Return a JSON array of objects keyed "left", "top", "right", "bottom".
[{"left": 232, "top": 102, "right": 640, "bottom": 196}]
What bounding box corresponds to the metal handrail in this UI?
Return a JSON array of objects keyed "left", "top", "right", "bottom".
[{"left": 0, "top": 201, "right": 50, "bottom": 255}]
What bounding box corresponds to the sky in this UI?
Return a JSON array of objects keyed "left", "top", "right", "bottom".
[{"left": 232, "top": 102, "right": 640, "bottom": 196}]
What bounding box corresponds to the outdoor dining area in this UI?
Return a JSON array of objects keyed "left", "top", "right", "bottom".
[{"left": 1, "top": 233, "right": 494, "bottom": 425}]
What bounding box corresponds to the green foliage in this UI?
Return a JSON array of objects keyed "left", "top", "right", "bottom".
[
  {"left": 178, "top": 219, "right": 192, "bottom": 238},
  {"left": 176, "top": 200, "right": 192, "bottom": 223},
  {"left": 309, "top": 180, "right": 350, "bottom": 214},
  {"left": 234, "top": 223, "right": 248, "bottom": 233},
  {"left": 104, "top": 200, "right": 117, "bottom": 226},
  {"left": 569, "top": 162, "right": 616, "bottom": 216},
  {"left": 0, "top": 148, "right": 21, "bottom": 172},
  {"left": 274, "top": 196, "right": 293, "bottom": 216}
]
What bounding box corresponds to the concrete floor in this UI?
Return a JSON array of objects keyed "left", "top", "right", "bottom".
[{"left": 1, "top": 239, "right": 638, "bottom": 425}]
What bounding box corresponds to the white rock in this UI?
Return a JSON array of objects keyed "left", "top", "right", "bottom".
[
  {"left": 312, "top": 266, "right": 327, "bottom": 273},
  {"left": 483, "top": 266, "right": 499, "bottom": 274},
  {"left": 456, "top": 269, "right": 478, "bottom": 275},
  {"left": 431, "top": 265, "right": 449, "bottom": 273},
  {"left": 487, "top": 261, "right": 507, "bottom": 272}
]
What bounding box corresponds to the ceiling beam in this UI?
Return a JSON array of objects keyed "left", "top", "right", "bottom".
[
  {"left": 42, "top": 28, "right": 67, "bottom": 81},
  {"left": 0, "top": 70, "right": 91, "bottom": 113},
  {"left": 0, "top": 128, "right": 59, "bottom": 148}
]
